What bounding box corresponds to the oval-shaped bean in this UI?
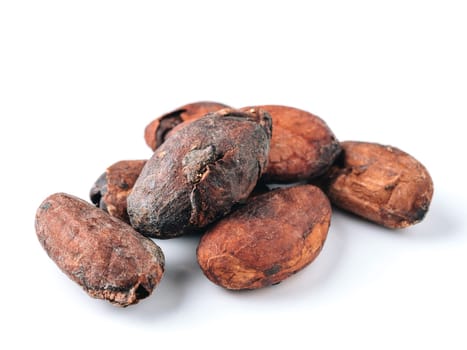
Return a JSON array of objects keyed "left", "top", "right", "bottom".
[
  {"left": 319, "top": 141, "right": 434, "bottom": 228},
  {"left": 241, "top": 105, "right": 341, "bottom": 182},
  {"left": 35, "top": 193, "right": 165, "bottom": 307},
  {"left": 90, "top": 160, "right": 147, "bottom": 224},
  {"left": 144, "top": 101, "right": 230, "bottom": 150},
  {"left": 197, "top": 184, "right": 331, "bottom": 290},
  {"left": 128, "top": 108, "right": 272, "bottom": 239}
]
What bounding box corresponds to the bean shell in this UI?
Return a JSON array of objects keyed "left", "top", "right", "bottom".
[
  {"left": 319, "top": 141, "right": 434, "bottom": 228},
  {"left": 90, "top": 160, "right": 147, "bottom": 224},
  {"left": 35, "top": 193, "right": 165, "bottom": 307},
  {"left": 144, "top": 101, "right": 230, "bottom": 150},
  {"left": 129, "top": 108, "right": 272, "bottom": 238},
  {"left": 241, "top": 105, "right": 341, "bottom": 182},
  {"left": 197, "top": 184, "right": 331, "bottom": 290}
]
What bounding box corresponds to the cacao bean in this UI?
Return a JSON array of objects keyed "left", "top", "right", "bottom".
[
  {"left": 241, "top": 105, "right": 341, "bottom": 182},
  {"left": 318, "top": 141, "right": 434, "bottom": 228},
  {"left": 35, "top": 193, "right": 165, "bottom": 307},
  {"left": 90, "top": 160, "right": 146, "bottom": 224},
  {"left": 144, "top": 101, "right": 230, "bottom": 150},
  {"left": 197, "top": 184, "right": 331, "bottom": 290},
  {"left": 128, "top": 108, "right": 272, "bottom": 239}
]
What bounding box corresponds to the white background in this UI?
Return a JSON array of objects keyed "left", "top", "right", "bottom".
[{"left": 1, "top": 1, "right": 466, "bottom": 349}]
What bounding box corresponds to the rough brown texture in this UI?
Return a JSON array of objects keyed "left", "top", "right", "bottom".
[
  {"left": 197, "top": 185, "right": 331, "bottom": 290},
  {"left": 128, "top": 108, "right": 272, "bottom": 239},
  {"left": 240, "top": 105, "right": 341, "bottom": 182},
  {"left": 90, "top": 160, "right": 146, "bottom": 224},
  {"left": 318, "top": 141, "right": 434, "bottom": 228},
  {"left": 144, "top": 101, "right": 230, "bottom": 150},
  {"left": 35, "top": 193, "right": 165, "bottom": 307}
]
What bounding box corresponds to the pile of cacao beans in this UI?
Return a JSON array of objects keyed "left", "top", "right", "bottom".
[{"left": 35, "top": 102, "right": 434, "bottom": 307}]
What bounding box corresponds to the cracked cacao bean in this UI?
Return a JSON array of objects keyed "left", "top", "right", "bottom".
[
  {"left": 90, "top": 160, "right": 146, "bottom": 224},
  {"left": 241, "top": 105, "right": 341, "bottom": 182},
  {"left": 128, "top": 108, "right": 272, "bottom": 239},
  {"left": 144, "top": 101, "right": 230, "bottom": 150},
  {"left": 35, "top": 193, "right": 165, "bottom": 307},
  {"left": 197, "top": 184, "right": 331, "bottom": 290},
  {"left": 318, "top": 141, "right": 434, "bottom": 228}
]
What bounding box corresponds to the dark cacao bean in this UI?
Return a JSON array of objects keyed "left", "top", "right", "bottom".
[
  {"left": 144, "top": 101, "right": 230, "bottom": 150},
  {"left": 35, "top": 193, "right": 165, "bottom": 307},
  {"left": 90, "top": 160, "right": 146, "bottom": 224},
  {"left": 318, "top": 141, "right": 434, "bottom": 228},
  {"left": 128, "top": 108, "right": 272, "bottom": 239},
  {"left": 197, "top": 184, "right": 331, "bottom": 290}
]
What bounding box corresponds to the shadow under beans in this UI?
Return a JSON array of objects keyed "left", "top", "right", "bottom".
[
  {"left": 395, "top": 192, "right": 462, "bottom": 242},
  {"left": 323, "top": 188, "right": 461, "bottom": 243},
  {"left": 100, "top": 190, "right": 459, "bottom": 314},
  {"left": 101, "top": 234, "right": 202, "bottom": 320},
  {"left": 337, "top": 191, "right": 462, "bottom": 242}
]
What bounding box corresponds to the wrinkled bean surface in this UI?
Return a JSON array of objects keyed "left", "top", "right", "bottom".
[
  {"left": 197, "top": 185, "right": 331, "bottom": 290},
  {"left": 35, "top": 193, "right": 165, "bottom": 307},
  {"left": 319, "top": 141, "right": 433, "bottom": 228},
  {"left": 90, "top": 160, "right": 146, "bottom": 224},
  {"left": 129, "top": 109, "right": 272, "bottom": 238},
  {"left": 144, "top": 101, "right": 230, "bottom": 150},
  {"left": 241, "top": 105, "right": 341, "bottom": 182}
]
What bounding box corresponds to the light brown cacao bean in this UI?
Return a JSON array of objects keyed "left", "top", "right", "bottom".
[
  {"left": 318, "top": 141, "right": 434, "bottom": 228},
  {"left": 35, "top": 193, "right": 165, "bottom": 307},
  {"left": 197, "top": 185, "right": 331, "bottom": 290}
]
